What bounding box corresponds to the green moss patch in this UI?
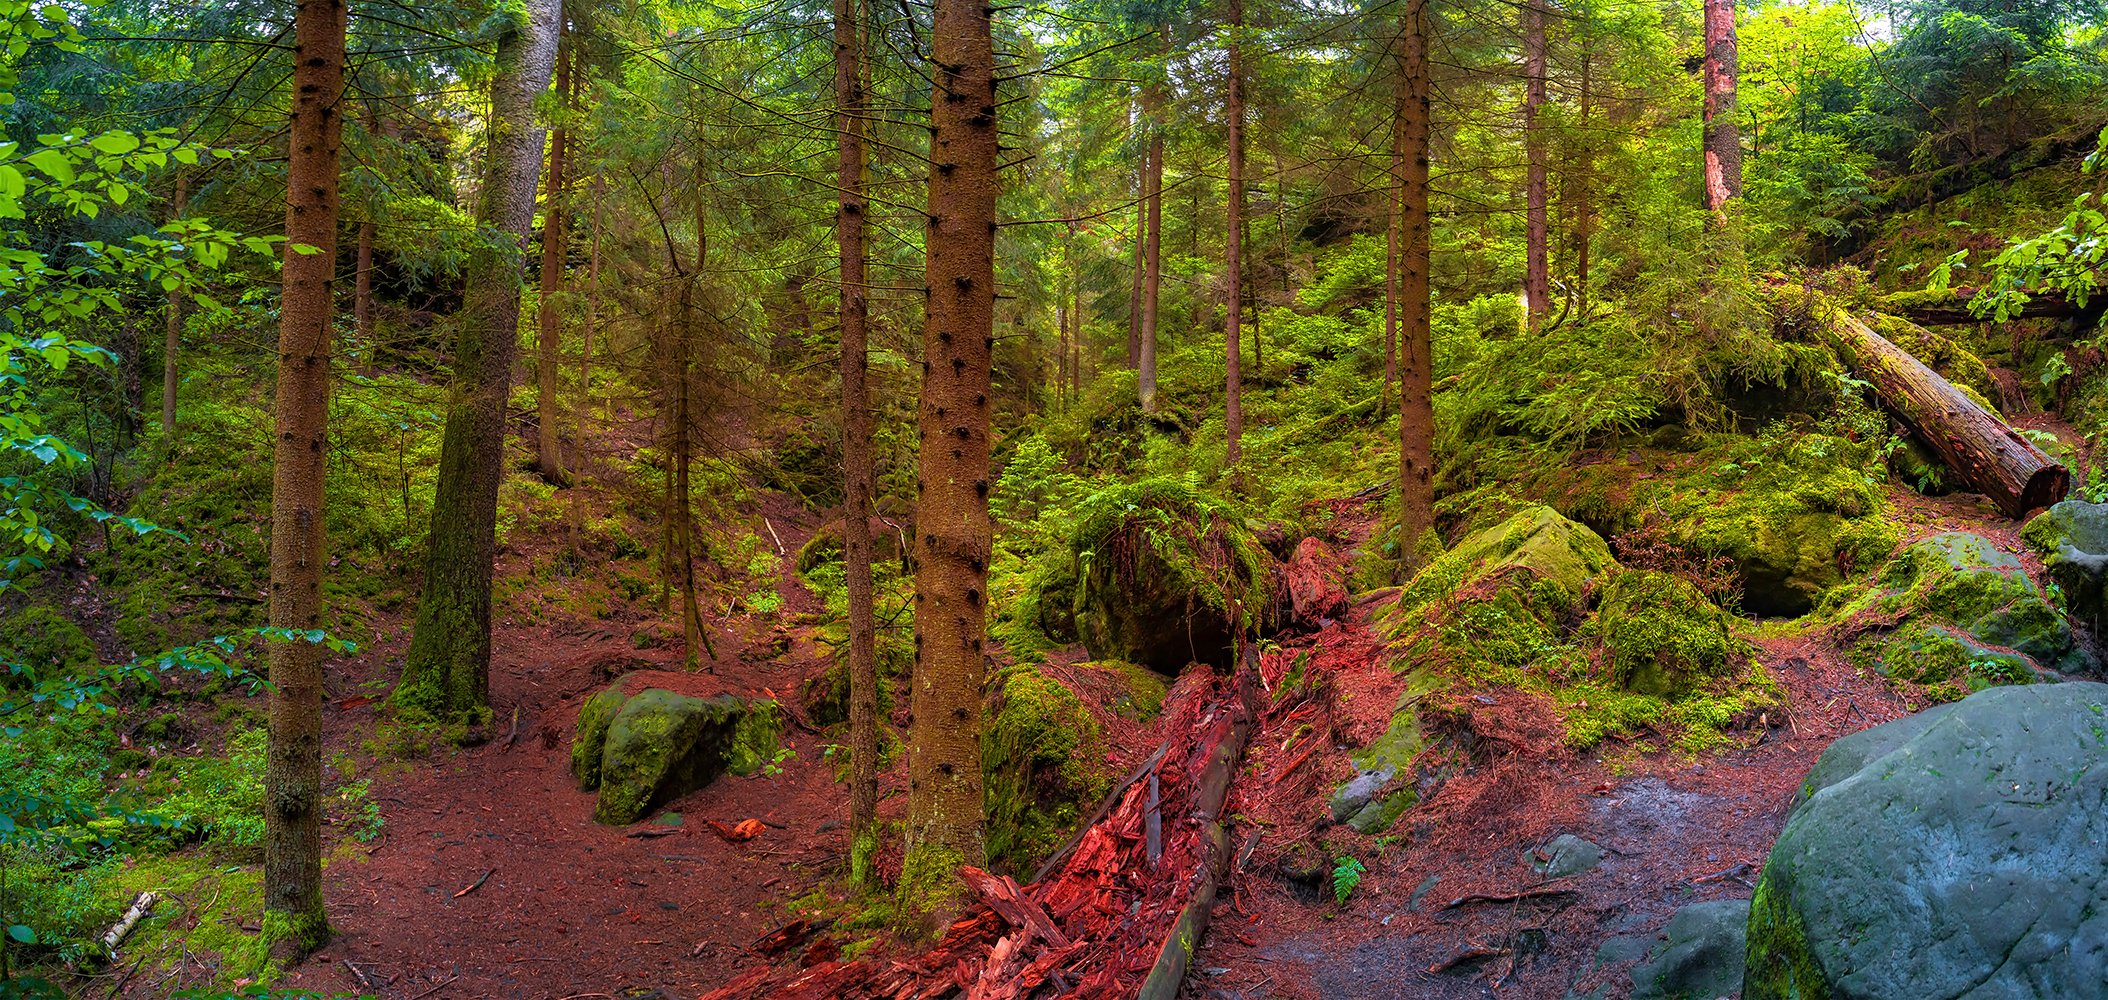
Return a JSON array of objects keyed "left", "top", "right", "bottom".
[
  {"left": 1071, "top": 477, "right": 1274, "bottom": 670},
  {"left": 981, "top": 663, "right": 1109, "bottom": 874},
  {"left": 581, "top": 686, "right": 783, "bottom": 824},
  {"left": 1588, "top": 570, "right": 1744, "bottom": 698}
]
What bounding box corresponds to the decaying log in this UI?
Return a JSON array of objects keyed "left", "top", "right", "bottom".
[
  {"left": 101, "top": 891, "right": 159, "bottom": 954},
  {"left": 1885, "top": 288, "right": 2077, "bottom": 326},
  {"left": 1805, "top": 296, "right": 2068, "bottom": 517}
]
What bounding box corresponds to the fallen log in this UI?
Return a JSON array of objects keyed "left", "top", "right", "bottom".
[
  {"left": 1802, "top": 295, "right": 2068, "bottom": 517},
  {"left": 1883, "top": 287, "right": 2077, "bottom": 326},
  {"left": 1134, "top": 669, "right": 1258, "bottom": 1000}
]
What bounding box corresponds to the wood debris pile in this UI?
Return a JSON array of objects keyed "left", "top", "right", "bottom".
[{"left": 701, "top": 670, "right": 1257, "bottom": 1000}]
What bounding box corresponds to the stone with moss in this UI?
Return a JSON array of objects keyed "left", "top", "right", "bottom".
[
  {"left": 1071, "top": 478, "right": 1273, "bottom": 671},
  {"left": 571, "top": 684, "right": 632, "bottom": 789},
  {"left": 1398, "top": 505, "right": 1617, "bottom": 620},
  {"left": 2022, "top": 499, "right": 2108, "bottom": 634},
  {"left": 1874, "top": 532, "right": 2088, "bottom": 674},
  {"left": 1328, "top": 669, "right": 1444, "bottom": 834},
  {"left": 1587, "top": 570, "right": 1743, "bottom": 698},
  {"left": 1653, "top": 432, "right": 1898, "bottom": 617},
  {"left": 1857, "top": 622, "right": 2043, "bottom": 699},
  {"left": 1746, "top": 682, "right": 2108, "bottom": 999},
  {"left": 586, "top": 686, "right": 782, "bottom": 825},
  {"left": 981, "top": 663, "right": 1108, "bottom": 873}
]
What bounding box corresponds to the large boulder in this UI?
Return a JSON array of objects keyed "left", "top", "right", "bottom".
[
  {"left": 1392, "top": 505, "right": 1618, "bottom": 675},
  {"left": 1072, "top": 478, "right": 1273, "bottom": 672},
  {"left": 2022, "top": 499, "right": 2108, "bottom": 633},
  {"left": 1746, "top": 683, "right": 2108, "bottom": 999},
  {"left": 1588, "top": 569, "right": 1743, "bottom": 697},
  {"left": 982, "top": 663, "right": 1109, "bottom": 874},
  {"left": 572, "top": 684, "right": 782, "bottom": 825}
]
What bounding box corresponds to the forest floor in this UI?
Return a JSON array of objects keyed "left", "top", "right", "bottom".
[{"left": 229, "top": 433, "right": 2077, "bottom": 1000}]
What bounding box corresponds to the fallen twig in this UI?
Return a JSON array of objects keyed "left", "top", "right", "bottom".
[
  {"left": 101, "top": 891, "right": 159, "bottom": 954},
  {"left": 451, "top": 869, "right": 494, "bottom": 899},
  {"left": 1428, "top": 945, "right": 1512, "bottom": 974},
  {"left": 407, "top": 975, "right": 457, "bottom": 1000},
  {"left": 1440, "top": 887, "right": 1577, "bottom": 911}
]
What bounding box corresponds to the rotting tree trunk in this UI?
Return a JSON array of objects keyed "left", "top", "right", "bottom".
[
  {"left": 1225, "top": 0, "right": 1245, "bottom": 465},
  {"left": 265, "top": 0, "right": 345, "bottom": 958},
  {"left": 1138, "top": 38, "right": 1165, "bottom": 415},
  {"left": 1523, "top": 0, "right": 1549, "bottom": 330},
  {"left": 396, "top": 0, "right": 559, "bottom": 723},
  {"left": 1134, "top": 668, "right": 1258, "bottom": 1000},
  {"left": 1701, "top": 0, "right": 1742, "bottom": 213},
  {"left": 901, "top": 0, "right": 997, "bottom": 930},
  {"left": 162, "top": 170, "right": 185, "bottom": 437},
  {"left": 536, "top": 22, "right": 572, "bottom": 487},
  {"left": 1888, "top": 288, "right": 2078, "bottom": 326},
  {"left": 1395, "top": 0, "right": 1436, "bottom": 574},
  {"left": 834, "top": 0, "right": 881, "bottom": 890},
  {"left": 1809, "top": 298, "right": 2068, "bottom": 518}
]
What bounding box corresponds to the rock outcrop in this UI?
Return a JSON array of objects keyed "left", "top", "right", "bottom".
[{"left": 572, "top": 682, "right": 782, "bottom": 825}]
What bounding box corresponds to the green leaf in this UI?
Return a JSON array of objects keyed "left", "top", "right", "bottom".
[
  {"left": 24, "top": 147, "right": 73, "bottom": 183},
  {"left": 6, "top": 923, "right": 34, "bottom": 944},
  {"left": 89, "top": 131, "right": 139, "bottom": 155}
]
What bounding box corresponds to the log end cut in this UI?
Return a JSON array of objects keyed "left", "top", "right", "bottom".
[{"left": 2020, "top": 463, "right": 2073, "bottom": 518}]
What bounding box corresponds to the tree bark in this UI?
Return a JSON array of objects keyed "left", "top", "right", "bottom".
[
  {"left": 1572, "top": 43, "right": 1593, "bottom": 316},
  {"left": 396, "top": 0, "right": 560, "bottom": 722},
  {"left": 162, "top": 171, "right": 185, "bottom": 437},
  {"left": 1808, "top": 298, "right": 2068, "bottom": 518},
  {"left": 1523, "top": 0, "right": 1549, "bottom": 330},
  {"left": 1702, "top": 0, "right": 1742, "bottom": 212},
  {"left": 1225, "top": 0, "right": 1245, "bottom": 465},
  {"left": 1128, "top": 169, "right": 1144, "bottom": 369},
  {"left": 902, "top": 0, "right": 997, "bottom": 930},
  {"left": 354, "top": 108, "right": 378, "bottom": 374},
  {"left": 1138, "top": 37, "right": 1166, "bottom": 415},
  {"left": 834, "top": 0, "right": 882, "bottom": 891},
  {"left": 1395, "top": 0, "right": 1436, "bottom": 575},
  {"left": 536, "top": 22, "right": 572, "bottom": 486},
  {"left": 1887, "top": 288, "right": 2078, "bottom": 326},
  {"left": 265, "top": 0, "right": 345, "bottom": 958}
]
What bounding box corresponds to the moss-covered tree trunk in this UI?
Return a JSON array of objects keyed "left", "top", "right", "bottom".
[
  {"left": 535, "top": 22, "right": 572, "bottom": 487},
  {"left": 396, "top": 0, "right": 560, "bottom": 722},
  {"left": 1395, "top": 0, "right": 1436, "bottom": 573},
  {"left": 1138, "top": 38, "right": 1165, "bottom": 415},
  {"left": 901, "top": 0, "right": 997, "bottom": 929},
  {"left": 834, "top": 0, "right": 882, "bottom": 889},
  {"left": 264, "top": 0, "right": 345, "bottom": 957}
]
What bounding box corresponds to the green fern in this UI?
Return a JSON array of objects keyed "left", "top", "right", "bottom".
[{"left": 1331, "top": 855, "right": 1366, "bottom": 904}]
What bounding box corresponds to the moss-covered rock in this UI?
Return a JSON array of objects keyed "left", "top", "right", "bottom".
[
  {"left": 1588, "top": 570, "right": 1743, "bottom": 697},
  {"left": 1876, "top": 532, "right": 2085, "bottom": 673},
  {"left": 981, "top": 663, "right": 1108, "bottom": 874},
  {"left": 1655, "top": 432, "right": 1897, "bottom": 617},
  {"left": 1399, "top": 505, "right": 1617, "bottom": 619},
  {"left": 583, "top": 687, "right": 782, "bottom": 825},
  {"left": 2021, "top": 499, "right": 2108, "bottom": 634},
  {"left": 1328, "top": 669, "right": 1444, "bottom": 834},
  {"left": 571, "top": 685, "right": 631, "bottom": 789},
  {"left": 1857, "top": 622, "right": 2041, "bottom": 698},
  {"left": 1071, "top": 478, "right": 1273, "bottom": 671}
]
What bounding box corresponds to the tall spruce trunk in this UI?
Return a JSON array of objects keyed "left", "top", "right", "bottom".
[
  {"left": 901, "top": 0, "right": 997, "bottom": 929},
  {"left": 1523, "top": 1, "right": 1549, "bottom": 329},
  {"left": 265, "top": 0, "right": 345, "bottom": 957},
  {"left": 354, "top": 108, "right": 378, "bottom": 372},
  {"left": 1701, "top": 0, "right": 1741, "bottom": 212},
  {"left": 1573, "top": 44, "right": 1593, "bottom": 315},
  {"left": 1395, "top": 0, "right": 1436, "bottom": 575},
  {"left": 1138, "top": 62, "right": 1164, "bottom": 414},
  {"left": 1385, "top": 104, "right": 1400, "bottom": 412},
  {"left": 397, "top": 0, "right": 560, "bottom": 722},
  {"left": 834, "top": 0, "right": 882, "bottom": 889},
  {"left": 162, "top": 171, "right": 185, "bottom": 436},
  {"left": 536, "top": 24, "right": 572, "bottom": 486},
  {"left": 1225, "top": 0, "right": 1245, "bottom": 465}
]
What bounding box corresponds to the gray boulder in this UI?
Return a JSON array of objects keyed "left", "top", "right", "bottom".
[
  {"left": 2023, "top": 499, "right": 2108, "bottom": 634},
  {"left": 1632, "top": 899, "right": 1749, "bottom": 1000},
  {"left": 1746, "top": 683, "right": 2108, "bottom": 999},
  {"left": 1526, "top": 834, "right": 1604, "bottom": 878}
]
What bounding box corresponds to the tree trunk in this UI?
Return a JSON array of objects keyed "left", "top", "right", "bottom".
[
  {"left": 536, "top": 23, "right": 572, "bottom": 486},
  {"left": 1385, "top": 105, "right": 1400, "bottom": 412},
  {"left": 673, "top": 284, "right": 710, "bottom": 668},
  {"left": 1225, "top": 0, "right": 1245, "bottom": 465},
  {"left": 1395, "top": 0, "right": 1436, "bottom": 575},
  {"left": 1523, "top": 0, "right": 1549, "bottom": 330},
  {"left": 1807, "top": 299, "right": 2068, "bottom": 518},
  {"left": 396, "top": 0, "right": 560, "bottom": 722},
  {"left": 1701, "top": 0, "right": 1742, "bottom": 212},
  {"left": 265, "top": 0, "right": 345, "bottom": 958},
  {"left": 902, "top": 0, "right": 997, "bottom": 929},
  {"left": 354, "top": 108, "right": 378, "bottom": 374},
  {"left": 834, "top": 0, "right": 882, "bottom": 891},
  {"left": 162, "top": 171, "right": 185, "bottom": 437},
  {"left": 1138, "top": 41, "right": 1165, "bottom": 415},
  {"left": 1128, "top": 104, "right": 1144, "bottom": 372},
  {"left": 1573, "top": 44, "right": 1593, "bottom": 316}
]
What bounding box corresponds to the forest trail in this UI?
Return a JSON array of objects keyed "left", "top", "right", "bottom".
[{"left": 262, "top": 468, "right": 2064, "bottom": 1000}]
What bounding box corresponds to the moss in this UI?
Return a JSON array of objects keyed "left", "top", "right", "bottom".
[
  {"left": 1873, "top": 532, "right": 2079, "bottom": 670},
  {"left": 591, "top": 689, "right": 777, "bottom": 824},
  {"left": 1744, "top": 858, "right": 1832, "bottom": 1000},
  {"left": 895, "top": 841, "right": 970, "bottom": 934},
  {"left": 981, "top": 664, "right": 1107, "bottom": 874},
  {"left": 0, "top": 605, "right": 98, "bottom": 678},
  {"left": 571, "top": 684, "right": 632, "bottom": 790},
  {"left": 727, "top": 700, "right": 783, "bottom": 777},
  {"left": 1396, "top": 505, "right": 1616, "bottom": 621},
  {"left": 1071, "top": 477, "right": 1275, "bottom": 669},
  {"left": 1588, "top": 570, "right": 1743, "bottom": 698},
  {"left": 1869, "top": 314, "right": 1997, "bottom": 405},
  {"left": 796, "top": 522, "right": 845, "bottom": 576},
  {"left": 1108, "top": 661, "right": 1166, "bottom": 721},
  {"left": 1855, "top": 623, "right": 2036, "bottom": 701}
]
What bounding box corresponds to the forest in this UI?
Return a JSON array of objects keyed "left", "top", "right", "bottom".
[{"left": 0, "top": 0, "right": 2105, "bottom": 996}]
